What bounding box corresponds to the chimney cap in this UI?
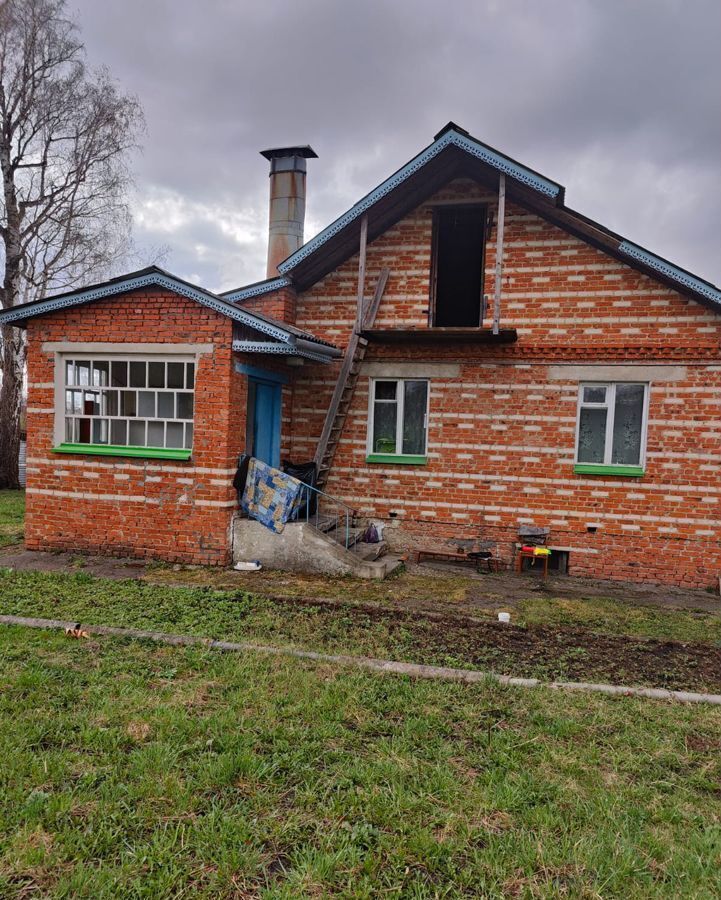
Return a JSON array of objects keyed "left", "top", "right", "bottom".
[{"left": 260, "top": 145, "right": 318, "bottom": 161}]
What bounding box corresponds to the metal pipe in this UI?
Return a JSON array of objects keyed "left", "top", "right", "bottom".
[
  {"left": 493, "top": 174, "right": 506, "bottom": 335},
  {"left": 261, "top": 145, "right": 318, "bottom": 278}
]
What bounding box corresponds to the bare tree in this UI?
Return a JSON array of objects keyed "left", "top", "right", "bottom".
[{"left": 0, "top": 0, "right": 143, "bottom": 487}]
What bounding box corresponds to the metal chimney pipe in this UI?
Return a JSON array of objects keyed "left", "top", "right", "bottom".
[{"left": 260, "top": 145, "right": 318, "bottom": 278}]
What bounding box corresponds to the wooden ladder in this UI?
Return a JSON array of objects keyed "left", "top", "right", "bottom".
[{"left": 314, "top": 268, "right": 389, "bottom": 490}]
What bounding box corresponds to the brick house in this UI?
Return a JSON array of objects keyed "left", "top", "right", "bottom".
[{"left": 2, "top": 122, "right": 720, "bottom": 586}]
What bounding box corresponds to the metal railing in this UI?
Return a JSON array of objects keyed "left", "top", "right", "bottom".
[{"left": 292, "top": 481, "right": 357, "bottom": 551}]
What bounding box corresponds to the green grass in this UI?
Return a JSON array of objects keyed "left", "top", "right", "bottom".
[
  {"left": 0, "top": 490, "right": 24, "bottom": 547},
  {"left": 0, "top": 627, "right": 719, "bottom": 898},
  {"left": 1, "top": 569, "right": 720, "bottom": 693},
  {"left": 517, "top": 595, "right": 721, "bottom": 645}
]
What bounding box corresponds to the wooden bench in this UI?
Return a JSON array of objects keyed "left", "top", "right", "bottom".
[{"left": 416, "top": 549, "right": 502, "bottom": 573}]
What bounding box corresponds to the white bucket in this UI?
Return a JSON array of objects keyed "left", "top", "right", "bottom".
[{"left": 498, "top": 612, "right": 511, "bottom": 624}]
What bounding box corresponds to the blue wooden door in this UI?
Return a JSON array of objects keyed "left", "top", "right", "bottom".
[{"left": 250, "top": 378, "right": 281, "bottom": 467}]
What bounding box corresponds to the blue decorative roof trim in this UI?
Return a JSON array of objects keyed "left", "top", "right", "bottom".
[
  {"left": 619, "top": 242, "right": 721, "bottom": 307},
  {"left": 278, "top": 128, "right": 561, "bottom": 274},
  {"left": 0, "top": 270, "right": 294, "bottom": 342},
  {"left": 232, "top": 339, "right": 333, "bottom": 364},
  {"left": 222, "top": 276, "right": 291, "bottom": 302}
]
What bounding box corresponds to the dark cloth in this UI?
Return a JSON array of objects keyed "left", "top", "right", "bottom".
[{"left": 233, "top": 454, "right": 251, "bottom": 506}]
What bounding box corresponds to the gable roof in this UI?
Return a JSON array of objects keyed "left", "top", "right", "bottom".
[
  {"left": 279, "top": 122, "right": 563, "bottom": 281},
  {"left": 222, "top": 122, "right": 719, "bottom": 310},
  {"left": 0, "top": 265, "right": 339, "bottom": 355}
]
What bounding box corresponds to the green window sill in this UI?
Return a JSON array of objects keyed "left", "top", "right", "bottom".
[
  {"left": 53, "top": 443, "right": 192, "bottom": 461},
  {"left": 366, "top": 453, "right": 427, "bottom": 465},
  {"left": 574, "top": 464, "right": 644, "bottom": 477}
]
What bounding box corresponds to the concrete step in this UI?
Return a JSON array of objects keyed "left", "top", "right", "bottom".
[
  {"left": 351, "top": 540, "right": 388, "bottom": 562},
  {"left": 355, "top": 554, "right": 404, "bottom": 580}
]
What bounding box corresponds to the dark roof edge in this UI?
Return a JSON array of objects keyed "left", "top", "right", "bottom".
[
  {"left": 220, "top": 275, "right": 291, "bottom": 301},
  {"left": 0, "top": 266, "right": 338, "bottom": 351},
  {"left": 276, "top": 126, "right": 565, "bottom": 275},
  {"left": 529, "top": 200, "right": 721, "bottom": 309}
]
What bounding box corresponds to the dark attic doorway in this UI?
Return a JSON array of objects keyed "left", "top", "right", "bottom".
[{"left": 431, "top": 205, "right": 486, "bottom": 327}]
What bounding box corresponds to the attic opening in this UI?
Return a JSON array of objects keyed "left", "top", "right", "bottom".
[{"left": 430, "top": 204, "right": 487, "bottom": 327}]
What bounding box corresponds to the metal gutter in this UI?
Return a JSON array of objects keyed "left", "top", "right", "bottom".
[{"left": 231, "top": 339, "right": 338, "bottom": 364}]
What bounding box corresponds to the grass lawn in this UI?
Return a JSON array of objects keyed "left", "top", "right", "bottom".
[
  {"left": 1, "top": 569, "right": 720, "bottom": 694},
  {"left": 1, "top": 626, "right": 720, "bottom": 898},
  {"left": 0, "top": 490, "right": 24, "bottom": 548}
]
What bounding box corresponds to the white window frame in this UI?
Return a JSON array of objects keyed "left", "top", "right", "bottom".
[
  {"left": 574, "top": 382, "right": 650, "bottom": 468},
  {"left": 54, "top": 351, "right": 197, "bottom": 451},
  {"left": 367, "top": 377, "right": 430, "bottom": 457}
]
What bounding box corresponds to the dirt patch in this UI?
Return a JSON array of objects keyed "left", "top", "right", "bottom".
[
  {"left": 256, "top": 593, "right": 721, "bottom": 694},
  {"left": 2, "top": 544, "right": 719, "bottom": 614}
]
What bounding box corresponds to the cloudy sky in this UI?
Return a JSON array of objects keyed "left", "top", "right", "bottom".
[{"left": 72, "top": 0, "right": 721, "bottom": 291}]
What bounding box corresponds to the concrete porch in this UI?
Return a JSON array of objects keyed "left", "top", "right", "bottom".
[{"left": 231, "top": 516, "right": 403, "bottom": 580}]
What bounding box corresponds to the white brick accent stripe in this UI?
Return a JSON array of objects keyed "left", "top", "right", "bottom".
[
  {"left": 27, "top": 456, "right": 236, "bottom": 476},
  {"left": 26, "top": 487, "right": 236, "bottom": 508}
]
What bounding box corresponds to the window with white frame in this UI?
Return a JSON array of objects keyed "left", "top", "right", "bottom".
[
  {"left": 576, "top": 382, "right": 648, "bottom": 467},
  {"left": 59, "top": 356, "right": 195, "bottom": 450},
  {"left": 368, "top": 379, "right": 429, "bottom": 457}
]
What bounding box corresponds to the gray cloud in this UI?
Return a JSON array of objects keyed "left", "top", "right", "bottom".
[{"left": 71, "top": 0, "right": 721, "bottom": 290}]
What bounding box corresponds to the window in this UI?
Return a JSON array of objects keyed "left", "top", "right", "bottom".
[
  {"left": 430, "top": 205, "right": 486, "bottom": 327},
  {"left": 367, "top": 379, "right": 428, "bottom": 463},
  {"left": 575, "top": 382, "right": 649, "bottom": 474},
  {"left": 56, "top": 355, "right": 196, "bottom": 458}
]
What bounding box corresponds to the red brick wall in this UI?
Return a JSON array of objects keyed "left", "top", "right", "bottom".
[
  {"left": 239, "top": 286, "right": 297, "bottom": 324},
  {"left": 289, "top": 178, "right": 721, "bottom": 587},
  {"left": 24, "top": 288, "right": 246, "bottom": 565}
]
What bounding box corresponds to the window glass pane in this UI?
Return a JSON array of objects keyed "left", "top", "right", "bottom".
[
  {"left": 129, "top": 361, "right": 146, "bottom": 388},
  {"left": 157, "top": 393, "right": 174, "bottom": 418},
  {"left": 184, "top": 422, "right": 193, "bottom": 449},
  {"left": 92, "top": 361, "right": 109, "bottom": 386},
  {"left": 148, "top": 361, "right": 165, "bottom": 388},
  {"left": 70, "top": 391, "right": 83, "bottom": 413},
  {"left": 186, "top": 362, "right": 195, "bottom": 390},
  {"left": 111, "top": 361, "right": 128, "bottom": 387},
  {"left": 65, "top": 390, "right": 74, "bottom": 413},
  {"left": 110, "top": 419, "right": 127, "bottom": 445},
  {"left": 177, "top": 392, "right": 193, "bottom": 420},
  {"left": 578, "top": 407, "right": 607, "bottom": 463},
  {"left": 77, "top": 419, "right": 91, "bottom": 443},
  {"left": 65, "top": 418, "right": 75, "bottom": 442},
  {"left": 84, "top": 391, "right": 100, "bottom": 415},
  {"left": 374, "top": 381, "right": 397, "bottom": 401},
  {"left": 103, "top": 390, "right": 119, "bottom": 416},
  {"left": 121, "top": 391, "right": 137, "bottom": 417},
  {"left": 92, "top": 419, "right": 109, "bottom": 444},
  {"left": 612, "top": 384, "right": 645, "bottom": 465},
  {"left": 65, "top": 361, "right": 75, "bottom": 386},
  {"left": 167, "top": 362, "right": 184, "bottom": 388},
  {"left": 402, "top": 381, "right": 428, "bottom": 455},
  {"left": 129, "top": 420, "right": 146, "bottom": 446},
  {"left": 147, "top": 421, "right": 164, "bottom": 447},
  {"left": 76, "top": 361, "right": 91, "bottom": 386},
  {"left": 138, "top": 391, "right": 155, "bottom": 417},
  {"left": 166, "top": 422, "right": 184, "bottom": 448},
  {"left": 583, "top": 385, "right": 606, "bottom": 404},
  {"left": 373, "top": 402, "right": 397, "bottom": 453}
]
